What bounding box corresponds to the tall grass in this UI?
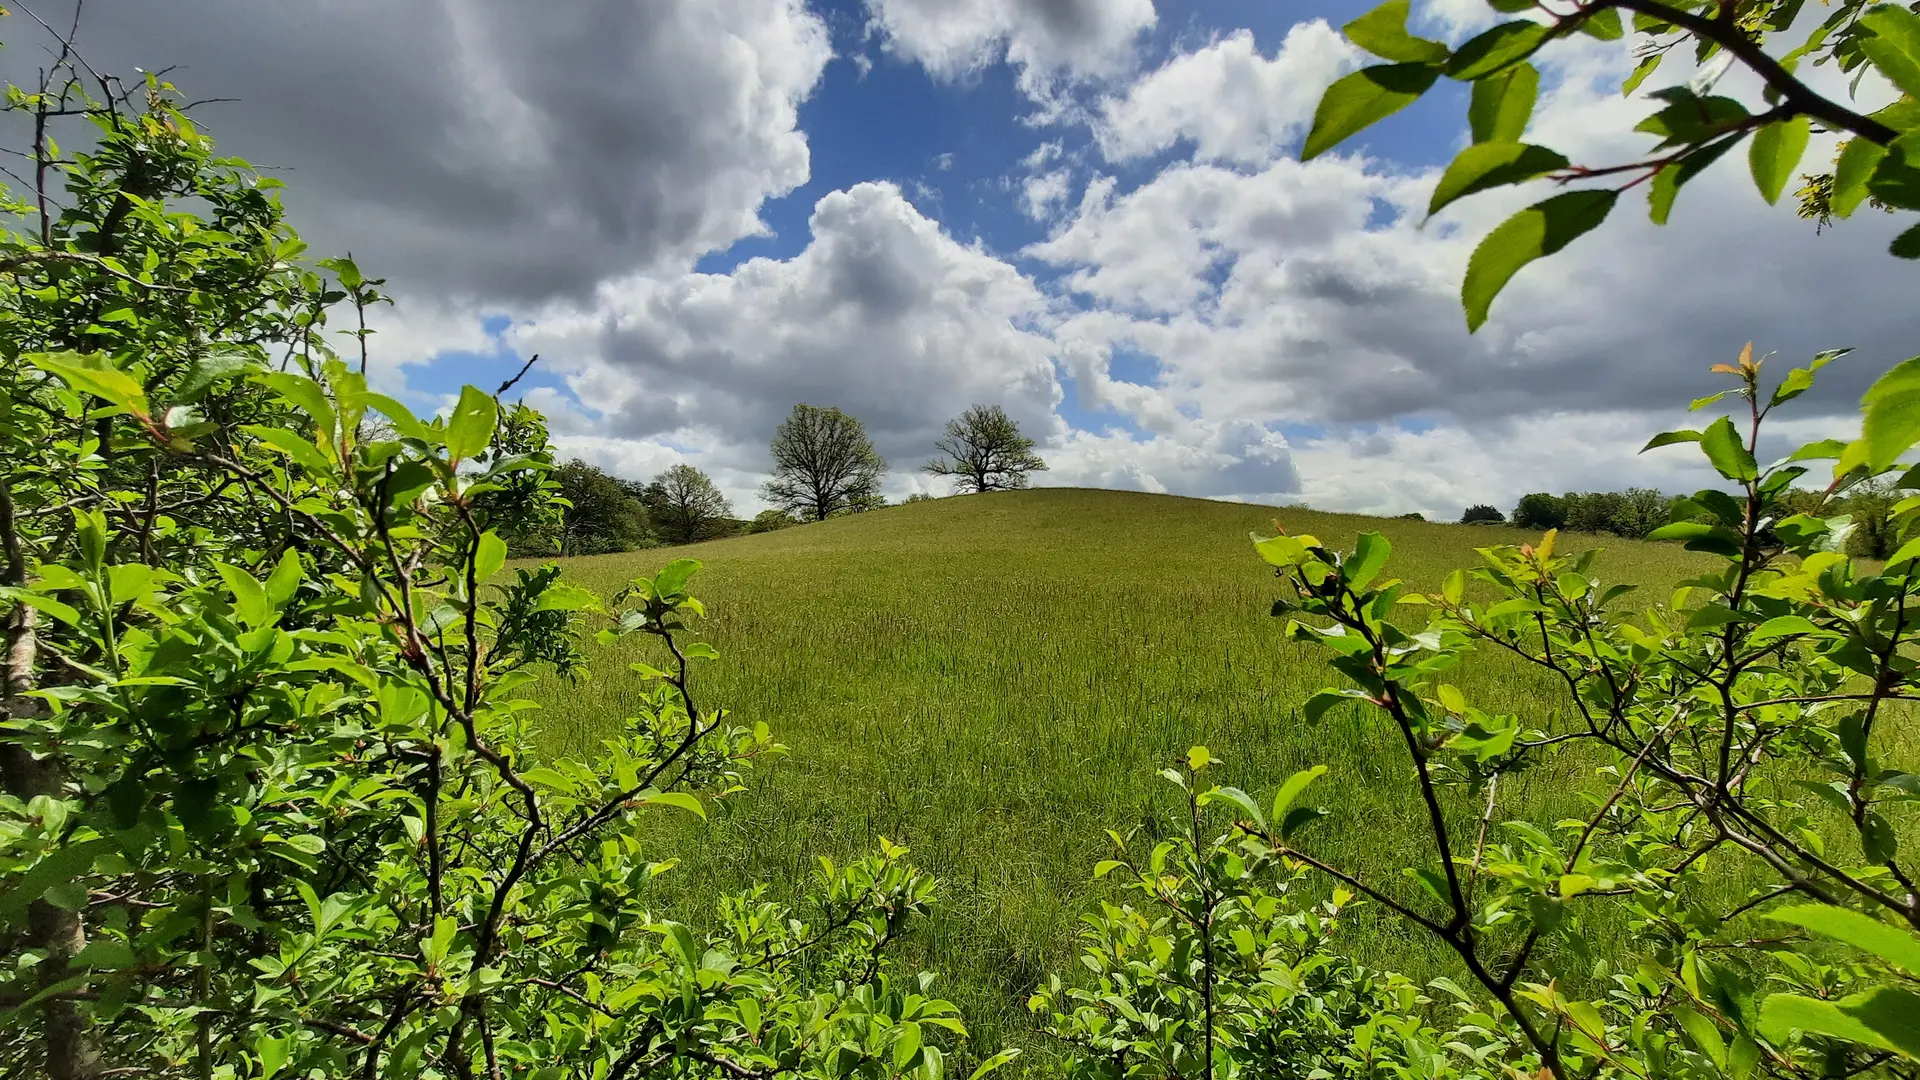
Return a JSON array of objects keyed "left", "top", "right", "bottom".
[{"left": 526, "top": 488, "right": 1713, "bottom": 1057}]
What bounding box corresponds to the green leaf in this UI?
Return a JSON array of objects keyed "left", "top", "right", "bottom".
[
  {"left": 1674, "top": 1005, "right": 1727, "bottom": 1068},
  {"left": 1642, "top": 429, "right": 1703, "bottom": 451},
  {"left": 363, "top": 392, "right": 432, "bottom": 441},
  {"left": 1345, "top": 532, "right": 1392, "bottom": 588},
  {"left": 1701, "top": 415, "right": 1758, "bottom": 481},
  {"left": 1254, "top": 533, "right": 1308, "bottom": 567},
  {"left": 1760, "top": 988, "right": 1920, "bottom": 1058},
  {"left": 1647, "top": 521, "right": 1746, "bottom": 557},
  {"left": 1463, "top": 190, "right": 1617, "bottom": 331},
  {"left": 257, "top": 1033, "right": 291, "bottom": 1079},
  {"left": 1301, "top": 690, "right": 1359, "bottom": 723},
  {"left": 242, "top": 425, "right": 333, "bottom": 475},
  {"left": 1749, "top": 116, "right": 1811, "bottom": 205},
  {"left": 1429, "top": 142, "right": 1568, "bottom": 217},
  {"left": 216, "top": 563, "right": 273, "bottom": 629},
  {"left": 532, "top": 583, "right": 602, "bottom": 613},
  {"left": 1303, "top": 64, "right": 1441, "bottom": 161},
  {"left": 1343, "top": 0, "right": 1450, "bottom": 63},
  {"left": 654, "top": 558, "right": 701, "bottom": 598},
  {"left": 1635, "top": 93, "right": 1751, "bottom": 148},
  {"left": 1746, "top": 615, "right": 1819, "bottom": 643},
  {"left": 1205, "top": 785, "right": 1267, "bottom": 829},
  {"left": 264, "top": 549, "right": 303, "bottom": 610},
  {"left": 256, "top": 372, "right": 338, "bottom": 440},
  {"left": 1447, "top": 22, "right": 1549, "bottom": 80},
  {"left": 474, "top": 532, "right": 508, "bottom": 584},
  {"left": 966, "top": 1049, "right": 1021, "bottom": 1080},
  {"left": 1649, "top": 134, "right": 1743, "bottom": 225},
  {"left": 1833, "top": 138, "right": 1889, "bottom": 218},
  {"left": 893, "top": 1021, "right": 923, "bottom": 1068},
  {"left": 1621, "top": 53, "right": 1661, "bottom": 96},
  {"left": 28, "top": 351, "right": 149, "bottom": 413},
  {"left": 1859, "top": 355, "right": 1920, "bottom": 470},
  {"left": 1860, "top": 3, "right": 1920, "bottom": 98},
  {"left": 642, "top": 791, "right": 707, "bottom": 819},
  {"left": 1892, "top": 222, "right": 1920, "bottom": 259},
  {"left": 1772, "top": 366, "right": 1818, "bottom": 406},
  {"left": 445, "top": 385, "right": 498, "bottom": 464},
  {"left": 1271, "top": 764, "right": 1329, "bottom": 825},
  {"left": 1468, "top": 62, "right": 1538, "bottom": 142},
  {"left": 1579, "top": 7, "right": 1623, "bottom": 39},
  {"left": 1768, "top": 904, "right": 1920, "bottom": 973}
]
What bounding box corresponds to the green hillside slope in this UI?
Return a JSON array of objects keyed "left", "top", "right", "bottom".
[{"left": 527, "top": 488, "right": 1710, "bottom": 1054}]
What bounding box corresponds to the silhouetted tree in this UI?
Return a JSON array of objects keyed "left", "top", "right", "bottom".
[
  {"left": 642, "top": 463, "right": 733, "bottom": 545},
  {"left": 762, "top": 404, "right": 887, "bottom": 521},
  {"left": 924, "top": 404, "right": 1048, "bottom": 493},
  {"left": 1461, "top": 504, "right": 1505, "bottom": 525}
]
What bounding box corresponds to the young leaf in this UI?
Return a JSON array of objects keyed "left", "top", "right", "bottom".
[
  {"left": 1345, "top": 532, "right": 1392, "bottom": 588},
  {"left": 264, "top": 549, "right": 303, "bottom": 610},
  {"left": 1270, "top": 764, "right": 1329, "bottom": 825},
  {"left": 1204, "top": 785, "right": 1267, "bottom": 829},
  {"left": 1463, "top": 190, "right": 1617, "bottom": 331},
  {"left": 1701, "top": 415, "right": 1759, "bottom": 481},
  {"left": 1429, "top": 142, "right": 1568, "bottom": 216},
  {"left": 1578, "top": 7, "right": 1623, "bottom": 39},
  {"left": 216, "top": 563, "right": 273, "bottom": 630},
  {"left": 242, "top": 426, "right": 334, "bottom": 475},
  {"left": 1468, "top": 62, "right": 1539, "bottom": 143},
  {"left": 1447, "top": 22, "right": 1549, "bottom": 80},
  {"left": 642, "top": 791, "right": 707, "bottom": 819},
  {"left": 1343, "top": 0, "right": 1450, "bottom": 63},
  {"left": 256, "top": 372, "right": 338, "bottom": 440},
  {"left": 474, "top": 531, "right": 508, "bottom": 584},
  {"left": 1749, "top": 116, "right": 1811, "bottom": 205},
  {"left": 445, "top": 385, "right": 498, "bottom": 464},
  {"left": 1621, "top": 53, "right": 1662, "bottom": 96},
  {"left": 1642, "top": 429, "right": 1703, "bottom": 451},
  {"left": 1303, "top": 64, "right": 1441, "bottom": 160},
  {"left": 1759, "top": 988, "right": 1920, "bottom": 1058},
  {"left": 966, "top": 1048, "right": 1022, "bottom": 1080},
  {"left": 1859, "top": 3, "right": 1920, "bottom": 98}
]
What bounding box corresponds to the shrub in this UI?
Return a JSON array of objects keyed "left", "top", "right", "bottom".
[
  {"left": 747, "top": 508, "right": 800, "bottom": 533},
  {"left": 0, "top": 62, "right": 1004, "bottom": 1080},
  {"left": 1459, "top": 503, "right": 1504, "bottom": 525},
  {"left": 1511, "top": 492, "right": 1566, "bottom": 530}
]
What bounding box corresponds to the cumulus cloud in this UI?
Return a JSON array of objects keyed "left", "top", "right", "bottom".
[
  {"left": 1093, "top": 23, "right": 1360, "bottom": 166},
  {"left": 862, "top": 0, "right": 1155, "bottom": 97},
  {"left": 505, "top": 182, "right": 1062, "bottom": 505},
  {"left": 10, "top": 0, "right": 832, "bottom": 306}
]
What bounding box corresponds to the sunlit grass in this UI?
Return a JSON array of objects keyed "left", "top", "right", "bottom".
[{"left": 524, "top": 488, "right": 1717, "bottom": 1058}]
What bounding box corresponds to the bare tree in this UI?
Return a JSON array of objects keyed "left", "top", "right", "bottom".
[
  {"left": 761, "top": 404, "right": 886, "bottom": 522},
  {"left": 923, "top": 404, "right": 1047, "bottom": 493},
  {"left": 643, "top": 463, "right": 733, "bottom": 544}
]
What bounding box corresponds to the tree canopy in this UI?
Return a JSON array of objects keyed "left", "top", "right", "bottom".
[
  {"left": 761, "top": 404, "right": 887, "bottom": 522},
  {"left": 642, "top": 463, "right": 733, "bottom": 545},
  {"left": 923, "top": 404, "right": 1047, "bottom": 493}
]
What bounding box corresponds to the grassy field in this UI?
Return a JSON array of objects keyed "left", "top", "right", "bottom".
[{"left": 524, "top": 488, "right": 1714, "bottom": 1059}]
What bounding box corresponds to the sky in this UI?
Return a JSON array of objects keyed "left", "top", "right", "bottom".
[{"left": 10, "top": 0, "right": 1918, "bottom": 519}]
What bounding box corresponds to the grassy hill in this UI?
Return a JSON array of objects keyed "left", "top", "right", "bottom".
[{"left": 526, "top": 488, "right": 1712, "bottom": 1056}]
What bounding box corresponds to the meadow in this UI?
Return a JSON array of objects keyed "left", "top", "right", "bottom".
[{"left": 526, "top": 488, "right": 1715, "bottom": 1057}]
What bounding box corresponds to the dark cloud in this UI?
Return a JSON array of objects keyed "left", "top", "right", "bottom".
[{"left": 1, "top": 0, "right": 830, "bottom": 306}]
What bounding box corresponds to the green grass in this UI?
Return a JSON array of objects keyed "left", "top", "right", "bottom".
[{"left": 525, "top": 488, "right": 1714, "bottom": 1058}]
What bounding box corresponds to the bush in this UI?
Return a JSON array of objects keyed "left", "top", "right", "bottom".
[
  {"left": 0, "top": 66, "right": 999, "bottom": 1080},
  {"left": 748, "top": 508, "right": 799, "bottom": 533},
  {"left": 1459, "top": 503, "right": 1504, "bottom": 525}
]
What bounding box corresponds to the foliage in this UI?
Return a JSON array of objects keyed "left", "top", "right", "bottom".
[
  {"left": 747, "top": 508, "right": 800, "bottom": 533},
  {"left": 0, "top": 56, "right": 1006, "bottom": 1080},
  {"left": 1305, "top": 0, "right": 1920, "bottom": 330},
  {"left": 479, "top": 404, "right": 568, "bottom": 557},
  {"left": 924, "top": 405, "right": 1048, "bottom": 494},
  {"left": 1234, "top": 347, "right": 1920, "bottom": 1079},
  {"left": 763, "top": 405, "right": 888, "bottom": 523},
  {"left": 553, "top": 458, "right": 654, "bottom": 556},
  {"left": 1512, "top": 492, "right": 1568, "bottom": 530},
  {"left": 642, "top": 463, "right": 734, "bottom": 546},
  {"left": 1459, "top": 503, "right": 1505, "bottom": 525}
]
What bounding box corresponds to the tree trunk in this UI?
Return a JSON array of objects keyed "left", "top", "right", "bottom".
[{"left": 2, "top": 485, "right": 100, "bottom": 1080}]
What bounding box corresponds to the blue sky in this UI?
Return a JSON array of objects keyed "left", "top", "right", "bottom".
[{"left": 48, "top": 0, "right": 1917, "bottom": 516}]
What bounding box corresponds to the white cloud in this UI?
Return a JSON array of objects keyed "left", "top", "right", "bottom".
[
  {"left": 862, "top": 0, "right": 1156, "bottom": 98},
  {"left": 1094, "top": 24, "right": 1361, "bottom": 166},
  {"left": 505, "top": 182, "right": 1065, "bottom": 509}
]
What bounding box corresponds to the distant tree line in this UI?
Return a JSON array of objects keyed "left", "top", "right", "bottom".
[
  {"left": 1457, "top": 482, "right": 1901, "bottom": 559},
  {"left": 538, "top": 400, "right": 1051, "bottom": 557}
]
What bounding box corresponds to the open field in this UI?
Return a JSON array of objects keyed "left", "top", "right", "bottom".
[{"left": 524, "top": 488, "right": 1718, "bottom": 1057}]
